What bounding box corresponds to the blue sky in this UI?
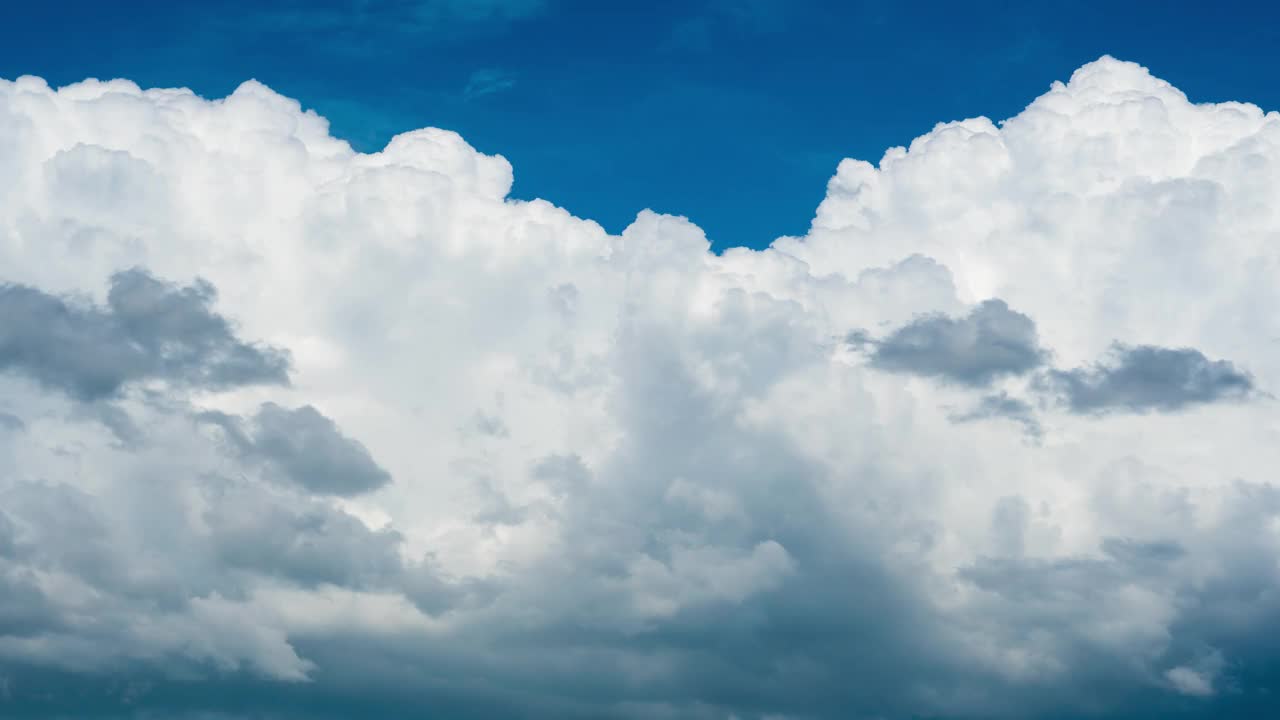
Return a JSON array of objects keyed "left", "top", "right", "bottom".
[{"left": 3, "top": 0, "right": 1279, "bottom": 250}]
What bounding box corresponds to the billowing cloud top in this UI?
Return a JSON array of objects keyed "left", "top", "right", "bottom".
[{"left": 1, "top": 58, "right": 1279, "bottom": 719}]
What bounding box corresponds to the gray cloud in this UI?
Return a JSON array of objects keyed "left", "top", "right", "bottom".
[
  {"left": 0, "top": 511, "right": 63, "bottom": 638},
  {"left": 954, "top": 504, "right": 1280, "bottom": 717},
  {"left": 868, "top": 299, "right": 1047, "bottom": 386},
  {"left": 203, "top": 403, "right": 392, "bottom": 496},
  {"left": 1044, "top": 344, "right": 1254, "bottom": 414},
  {"left": 950, "top": 391, "right": 1043, "bottom": 438},
  {"left": 0, "top": 471, "right": 419, "bottom": 695},
  {"left": 203, "top": 478, "right": 403, "bottom": 589},
  {"left": 0, "top": 269, "right": 290, "bottom": 402},
  {"left": 0, "top": 566, "right": 62, "bottom": 638}
]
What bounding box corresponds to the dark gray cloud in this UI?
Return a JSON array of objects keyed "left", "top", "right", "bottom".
[
  {"left": 868, "top": 299, "right": 1047, "bottom": 386},
  {"left": 203, "top": 403, "right": 392, "bottom": 496},
  {"left": 250, "top": 403, "right": 392, "bottom": 496},
  {"left": 866, "top": 308, "right": 1257, "bottom": 425},
  {"left": 1044, "top": 344, "right": 1254, "bottom": 414},
  {"left": 0, "top": 268, "right": 289, "bottom": 401}
]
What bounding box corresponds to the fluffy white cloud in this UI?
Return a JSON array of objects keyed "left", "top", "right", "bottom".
[{"left": 1, "top": 57, "right": 1279, "bottom": 718}]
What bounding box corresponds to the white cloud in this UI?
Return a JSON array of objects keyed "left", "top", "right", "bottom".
[
  {"left": 1, "top": 56, "right": 1279, "bottom": 717},
  {"left": 1166, "top": 665, "right": 1215, "bottom": 698}
]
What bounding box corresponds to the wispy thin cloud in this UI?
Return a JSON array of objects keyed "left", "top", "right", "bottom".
[{"left": 463, "top": 68, "right": 517, "bottom": 100}]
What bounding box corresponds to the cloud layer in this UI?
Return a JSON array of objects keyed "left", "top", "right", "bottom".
[{"left": 1, "top": 57, "right": 1279, "bottom": 718}]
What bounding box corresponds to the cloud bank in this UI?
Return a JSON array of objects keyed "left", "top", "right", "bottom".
[{"left": 1, "top": 57, "right": 1279, "bottom": 718}]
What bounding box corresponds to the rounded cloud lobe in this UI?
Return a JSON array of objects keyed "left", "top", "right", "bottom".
[{"left": 1, "top": 58, "right": 1279, "bottom": 718}]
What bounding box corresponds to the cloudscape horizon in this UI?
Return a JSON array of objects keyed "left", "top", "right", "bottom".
[{"left": 2, "top": 55, "right": 1280, "bottom": 718}]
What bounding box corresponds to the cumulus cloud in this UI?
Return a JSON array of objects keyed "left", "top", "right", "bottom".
[{"left": 1, "top": 56, "right": 1280, "bottom": 719}]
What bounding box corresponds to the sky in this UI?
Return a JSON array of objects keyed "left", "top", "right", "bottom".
[
  {"left": 6, "top": 3, "right": 1280, "bottom": 720},
  {"left": 2, "top": 0, "right": 1279, "bottom": 249}
]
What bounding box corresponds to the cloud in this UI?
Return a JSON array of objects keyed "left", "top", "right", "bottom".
[
  {"left": 2, "top": 56, "right": 1280, "bottom": 718},
  {"left": 950, "top": 391, "right": 1042, "bottom": 438},
  {"left": 202, "top": 403, "right": 394, "bottom": 496},
  {"left": 202, "top": 473, "right": 403, "bottom": 587},
  {"left": 0, "top": 269, "right": 290, "bottom": 402},
  {"left": 866, "top": 299, "right": 1047, "bottom": 386},
  {"left": 1165, "top": 653, "right": 1225, "bottom": 699},
  {"left": 1042, "top": 344, "right": 1255, "bottom": 414}
]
